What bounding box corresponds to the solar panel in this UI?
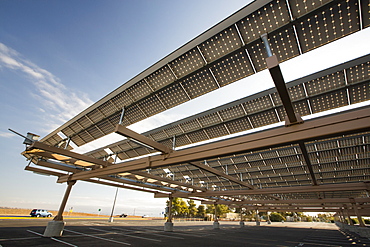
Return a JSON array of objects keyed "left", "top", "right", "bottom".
[
  {"left": 41, "top": 0, "right": 367, "bottom": 148},
  {"left": 296, "top": 0, "right": 360, "bottom": 53},
  {"left": 199, "top": 26, "right": 243, "bottom": 63},
  {"left": 24, "top": 0, "right": 370, "bottom": 213}
]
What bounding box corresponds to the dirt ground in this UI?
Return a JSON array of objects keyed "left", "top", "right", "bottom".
[{"left": 0, "top": 207, "right": 107, "bottom": 217}]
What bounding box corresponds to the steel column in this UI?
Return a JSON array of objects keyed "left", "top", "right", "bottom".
[
  {"left": 352, "top": 202, "right": 366, "bottom": 227},
  {"left": 54, "top": 180, "right": 76, "bottom": 221}
]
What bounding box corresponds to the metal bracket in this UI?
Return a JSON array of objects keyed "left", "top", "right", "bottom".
[{"left": 119, "top": 107, "right": 125, "bottom": 125}]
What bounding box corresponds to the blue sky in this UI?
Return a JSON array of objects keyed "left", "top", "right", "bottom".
[
  {"left": 1, "top": 0, "right": 369, "bottom": 216},
  {"left": 0, "top": 0, "right": 253, "bottom": 216}
]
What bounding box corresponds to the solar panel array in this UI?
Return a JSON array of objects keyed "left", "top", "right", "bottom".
[
  {"left": 106, "top": 128, "right": 369, "bottom": 202},
  {"left": 85, "top": 54, "right": 370, "bottom": 162},
  {"left": 25, "top": 0, "right": 370, "bottom": 209},
  {"left": 42, "top": 0, "right": 367, "bottom": 150},
  {"left": 126, "top": 129, "right": 367, "bottom": 200}
]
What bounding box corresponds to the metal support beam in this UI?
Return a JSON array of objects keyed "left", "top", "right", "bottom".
[
  {"left": 351, "top": 200, "right": 366, "bottom": 227},
  {"left": 338, "top": 208, "right": 346, "bottom": 224},
  {"left": 189, "top": 162, "right": 255, "bottom": 189},
  {"left": 167, "top": 195, "right": 173, "bottom": 223},
  {"left": 261, "top": 34, "right": 303, "bottom": 126},
  {"left": 213, "top": 203, "right": 220, "bottom": 229},
  {"left": 119, "top": 107, "right": 125, "bottom": 125},
  {"left": 26, "top": 161, "right": 171, "bottom": 196},
  {"left": 28, "top": 141, "right": 111, "bottom": 167},
  {"left": 266, "top": 55, "right": 303, "bottom": 126},
  {"left": 255, "top": 209, "right": 260, "bottom": 226},
  {"left": 115, "top": 124, "right": 173, "bottom": 154},
  {"left": 344, "top": 204, "right": 353, "bottom": 226},
  {"left": 164, "top": 195, "right": 174, "bottom": 232},
  {"left": 133, "top": 170, "right": 206, "bottom": 192},
  {"left": 298, "top": 141, "right": 317, "bottom": 185},
  {"left": 54, "top": 180, "right": 76, "bottom": 221}
]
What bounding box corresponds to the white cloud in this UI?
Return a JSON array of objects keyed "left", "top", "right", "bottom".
[
  {"left": 0, "top": 43, "right": 93, "bottom": 133},
  {"left": 0, "top": 131, "right": 16, "bottom": 138}
]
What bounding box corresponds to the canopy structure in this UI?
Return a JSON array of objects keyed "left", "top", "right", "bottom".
[{"left": 22, "top": 0, "right": 370, "bottom": 218}]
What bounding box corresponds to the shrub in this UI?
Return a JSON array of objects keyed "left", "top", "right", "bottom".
[{"left": 269, "top": 212, "right": 286, "bottom": 222}]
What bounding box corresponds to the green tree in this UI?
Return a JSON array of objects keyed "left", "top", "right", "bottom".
[
  {"left": 187, "top": 199, "right": 197, "bottom": 217},
  {"left": 206, "top": 204, "right": 231, "bottom": 218},
  {"left": 166, "top": 197, "right": 188, "bottom": 218},
  {"left": 196, "top": 205, "right": 206, "bottom": 218}
]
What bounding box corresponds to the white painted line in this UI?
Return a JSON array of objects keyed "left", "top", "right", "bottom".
[
  {"left": 0, "top": 236, "right": 40, "bottom": 241},
  {"left": 64, "top": 229, "right": 131, "bottom": 246},
  {"left": 112, "top": 227, "right": 185, "bottom": 240},
  {"left": 26, "top": 230, "right": 78, "bottom": 247},
  {"left": 298, "top": 241, "right": 344, "bottom": 247},
  {"left": 50, "top": 237, "right": 79, "bottom": 247},
  {"left": 26, "top": 230, "right": 43, "bottom": 236},
  {"left": 89, "top": 227, "right": 161, "bottom": 242}
]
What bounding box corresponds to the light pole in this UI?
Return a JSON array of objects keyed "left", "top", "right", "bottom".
[{"left": 108, "top": 187, "right": 119, "bottom": 222}]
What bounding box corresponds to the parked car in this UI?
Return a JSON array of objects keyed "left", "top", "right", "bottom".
[
  {"left": 142, "top": 215, "right": 149, "bottom": 218},
  {"left": 30, "top": 209, "right": 53, "bottom": 217},
  {"left": 119, "top": 213, "right": 128, "bottom": 217}
]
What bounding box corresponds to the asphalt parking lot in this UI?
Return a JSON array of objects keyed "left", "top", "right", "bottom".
[{"left": 0, "top": 219, "right": 369, "bottom": 246}]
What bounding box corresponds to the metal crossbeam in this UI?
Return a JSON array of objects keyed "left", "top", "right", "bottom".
[
  {"left": 115, "top": 124, "right": 173, "bottom": 154},
  {"left": 163, "top": 182, "right": 370, "bottom": 198}
]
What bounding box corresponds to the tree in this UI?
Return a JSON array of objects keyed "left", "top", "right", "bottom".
[
  {"left": 187, "top": 199, "right": 197, "bottom": 217},
  {"left": 206, "top": 204, "right": 231, "bottom": 218},
  {"left": 166, "top": 197, "right": 188, "bottom": 218},
  {"left": 196, "top": 205, "right": 206, "bottom": 218}
]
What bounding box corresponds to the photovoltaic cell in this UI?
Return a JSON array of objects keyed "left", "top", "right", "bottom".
[
  {"left": 225, "top": 118, "right": 252, "bottom": 133},
  {"left": 199, "top": 26, "right": 242, "bottom": 63},
  {"left": 137, "top": 95, "right": 166, "bottom": 117},
  {"left": 181, "top": 70, "right": 219, "bottom": 98},
  {"left": 288, "top": 0, "right": 333, "bottom": 18},
  {"left": 146, "top": 66, "right": 176, "bottom": 91},
  {"left": 205, "top": 125, "right": 229, "bottom": 139},
  {"left": 211, "top": 51, "right": 254, "bottom": 87},
  {"left": 346, "top": 61, "right": 370, "bottom": 84},
  {"left": 310, "top": 89, "right": 348, "bottom": 113},
  {"left": 236, "top": 0, "right": 290, "bottom": 44},
  {"left": 269, "top": 28, "right": 300, "bottom": 62},
  {"left": 157, "top": 83, "right": 189, "bottom": 108},
  {"left": 243, "top": 95, "right": 274, "bottom": 114},
  {"left": 305, "top": 71, "right": 345, "bottom": 96},
  {"left": 198, "top": 113, "right": 222, "bottom": 127},
  {"left": 296, "top": 0, "right": 360, "bottom": 53},
  {"left": 170, "top": 48, "right": 206, "bottom": 78}
]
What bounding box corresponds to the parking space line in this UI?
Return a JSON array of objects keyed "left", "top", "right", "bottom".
[
  {"left": 64, "top": 229, "right": 131, "bottom": 246},
  {"left": 26, "top": 230, "right": 43, "bottom": 236},
  {"left": 0, "top": 236, "right": 40, "bottom": 242},
  {"left": 89, "top": 227, "right": 161, "bottom": 242},
  {"left": 112, "top": 227, "right": 185, "bottom": 239},
  {"left": 127, "top": 226, "right": 214, "bottom": 237},
  {"left": 27, "top": 230, "right": 78, "bottom": 247},
  {"left": 297, "top": 242, "right": 343, "bottom": 246}
]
